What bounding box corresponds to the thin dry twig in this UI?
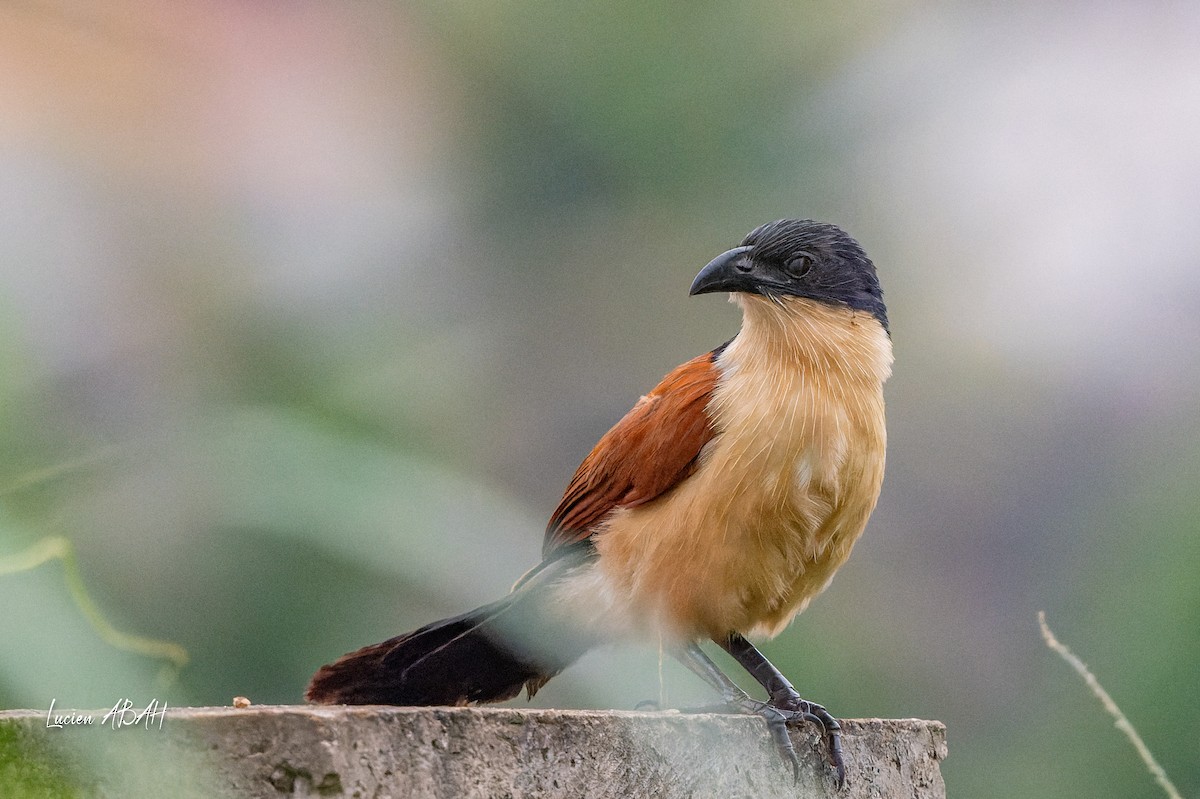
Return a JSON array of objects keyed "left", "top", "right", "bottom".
[{"left": 1037, "top": 611, "right": 1183, "bottom": 799}]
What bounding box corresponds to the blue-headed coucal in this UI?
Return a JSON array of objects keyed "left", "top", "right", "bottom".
[{"left": 306, "top": 219, "right": 892, "bottom": 786}]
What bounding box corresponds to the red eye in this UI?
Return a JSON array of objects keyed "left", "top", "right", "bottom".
[{"left": 784, "top": 254, "right": 813, "bottom": 278}]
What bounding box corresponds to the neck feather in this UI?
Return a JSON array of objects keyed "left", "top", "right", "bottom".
[{"left": 726, "top": 295, "right": 893, "bottom": 384}]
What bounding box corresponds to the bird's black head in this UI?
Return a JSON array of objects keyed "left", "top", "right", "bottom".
[{"left": 690, "top": 219, "right": 888, "bottom": 333}]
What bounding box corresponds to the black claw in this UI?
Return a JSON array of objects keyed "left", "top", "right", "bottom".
[
  {"left": 766, "top": 698, "right": 846, "bottom": 789},
  {"left": 806, "top": 706, "right": 846, "bottom": 788},
  {"left": 799, "top": 710, "right": 825, "bottom": 730},
  {"left": 756, "top": 704, "right": 802, "bottom": 784}
]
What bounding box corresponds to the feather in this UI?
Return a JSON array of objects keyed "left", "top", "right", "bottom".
[{"left": 542, "top": 348, "right": 723, "bottom": 556}]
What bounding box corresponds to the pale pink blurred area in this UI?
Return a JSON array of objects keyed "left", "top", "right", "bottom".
[
  {"left": 2, "top": 4, "right": 1199, "bottom": 797},
  {"left": 0, "top": 1, "right": 455, "bottom": 193},
  {"left": 0, "top": 0, "right": 461, "bottom": 377}
]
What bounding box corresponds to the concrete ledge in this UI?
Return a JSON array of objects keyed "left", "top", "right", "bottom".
[{"left": 0, "top": 705, "right": 946, "bottom": 798}]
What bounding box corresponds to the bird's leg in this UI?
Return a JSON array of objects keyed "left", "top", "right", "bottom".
[
  {"left": 673, "top": 642, "right": 806, "bottom": 783},
  {"left": 719, "top": 633, "right": 845, "bottom": 787}
]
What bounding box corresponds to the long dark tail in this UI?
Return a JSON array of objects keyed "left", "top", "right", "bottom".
[{"left": 306, "top": 560, "right": 595, "bottom": 706}]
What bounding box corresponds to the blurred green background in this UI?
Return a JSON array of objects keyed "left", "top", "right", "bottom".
[{"left": 2, "top": 1, "right": 1198, "bottom": 796}]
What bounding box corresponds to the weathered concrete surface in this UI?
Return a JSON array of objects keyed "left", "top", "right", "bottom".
[{"left": 0, "top": 705, "right": 946, "bottom": 798}]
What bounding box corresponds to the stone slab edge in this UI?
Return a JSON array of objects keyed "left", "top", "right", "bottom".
[{"left": 0, "top": 706, "right": 946, "bottom": 798}]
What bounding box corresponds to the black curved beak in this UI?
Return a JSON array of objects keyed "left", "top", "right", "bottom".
[{"left": 689, "top": 246, "right": 755, "bottom": 296}]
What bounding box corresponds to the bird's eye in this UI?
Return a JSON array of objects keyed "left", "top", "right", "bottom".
[{"left": 784, "top": 253, "right": 813, "bottom": 278}]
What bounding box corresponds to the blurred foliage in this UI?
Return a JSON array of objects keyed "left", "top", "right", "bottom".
[
  {"left": 0, "top": 723, "right": 82, "bottom": 799},
  {"left": 410, "top": 0, "right": 885, "bottom": 215},
  {"left": 0, "top": 535, "right": 188, "bottom": 684},
  {"left": 2, "top": 2, "right": 1199, "bottom": 797}
]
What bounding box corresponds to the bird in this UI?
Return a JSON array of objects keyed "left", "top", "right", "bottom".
[{"left": 306, "top": 219, "right": 893, "bottom": 787}]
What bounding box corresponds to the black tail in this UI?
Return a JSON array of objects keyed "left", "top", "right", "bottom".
[{"left": 306, "top": 570, "right": 594, "bottom": 705}]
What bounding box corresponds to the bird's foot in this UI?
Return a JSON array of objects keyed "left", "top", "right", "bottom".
[
  {"left": 772, "top": 695, "right": 845, "bottom": 788},
  {"left": 728, "top": 696, "right": 846, "bottom": 789}
]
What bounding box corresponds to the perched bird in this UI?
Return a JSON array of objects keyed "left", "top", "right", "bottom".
[{"left": 307, "top": 219, "right": 893, "bottom": 787}]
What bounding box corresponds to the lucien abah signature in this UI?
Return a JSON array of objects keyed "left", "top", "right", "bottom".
[{"left": 45, "top": 698, "right": 167, "bottom": 731}]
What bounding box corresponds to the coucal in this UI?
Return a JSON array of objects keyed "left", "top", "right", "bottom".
[{"left": 307, "top": 219, "right": 892, "bottom": 787}]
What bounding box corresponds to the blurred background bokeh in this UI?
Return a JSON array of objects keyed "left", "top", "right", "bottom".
[{"left": 2, "top": 1, "right": 1198, "bottom": 796}]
